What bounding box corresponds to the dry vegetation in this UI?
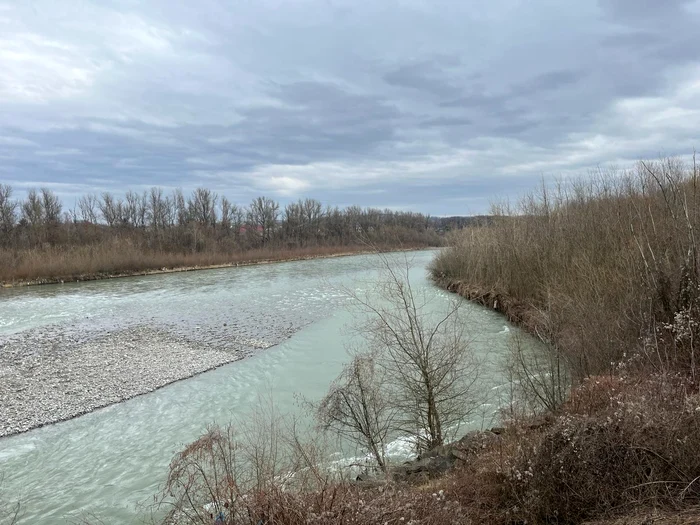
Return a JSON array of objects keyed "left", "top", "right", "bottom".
[
  {"left": 155, "top": 375, "right": 700, "bottom": 524},
  {"left": 426, "top": 156, "right": 700, "bottom": 523},
  {"left": 0, "top": 242, "right": 425, "bottom": 285},
  {"left": 151, "top": 156, "right": 700, "bottom": 525},
  {"left": 41, "top": 156, "right": 700, "bottom": 525},
  {"left": 432, "top": 156, "right": 700, "bottom": 383},
  {"left": 0, "top": 185, "right": 441, "bottom": 284}
]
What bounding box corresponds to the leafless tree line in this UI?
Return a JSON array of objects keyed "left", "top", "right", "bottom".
[{"left": 0, "top": 183, "right": 436, "bottom": 251}]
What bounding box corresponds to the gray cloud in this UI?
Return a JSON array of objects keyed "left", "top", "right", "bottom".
[
  {"left": 384, "top": 59, "right": 464, "bottom": 98},
  {"left": 0, "top": 0, "right": 699, "bottom": 214},
  {"left": 602, "top": 0, "right": 694, "bottom": 20}
]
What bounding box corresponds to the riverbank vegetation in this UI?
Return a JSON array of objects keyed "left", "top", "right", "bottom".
[
  {"left": 0, "top": 185, "right": 441, "bottom": 284},
  {"left": 428, "top": 155, "right": 700, "bottom": 522},
  {"left": 0, "top": 477, "right": 19, "bottom": 525},
  {"left": 150, "top": 156, "right": 700, "bottom": 525}
]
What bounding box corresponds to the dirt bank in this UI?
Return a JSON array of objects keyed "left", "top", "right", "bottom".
[{"left": 434, "top": 277, "right": 545, "bottom": 338}]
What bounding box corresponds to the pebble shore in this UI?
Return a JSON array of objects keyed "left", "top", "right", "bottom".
[{"left": 0, "top": 323, "right": 296, "bottom": 438}]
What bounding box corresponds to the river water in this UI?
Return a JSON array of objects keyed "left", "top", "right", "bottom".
[{"left": 0, "top": 250, "right": 532, "bottom": 524}]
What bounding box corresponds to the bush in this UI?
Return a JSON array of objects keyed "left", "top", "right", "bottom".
[
  {"left": 500, "top": 375, "right": 700, "bottom": 524},
  {"left": 432, "top": 157, "right": 700, "bottom": 384}
]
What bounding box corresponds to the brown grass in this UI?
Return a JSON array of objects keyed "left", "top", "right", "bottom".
[
  {"left": 153, "top": 377, "right": 700, "bottom": 525},
  {"left": 422, "top": 156, "right": 700, "bottom": 523},
  {"left": 0, "top": 241, "right": 432, "bottom": 286},
  {"left": 497, "top": 374, "right": 700, "bottom": 524},
  {"left": 432, "top": 157, "right": 700, "bottom": 383}
]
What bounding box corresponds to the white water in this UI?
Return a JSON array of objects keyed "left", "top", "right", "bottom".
[{"left": 0, "top": 251, "right": 535, "bottom": 523}]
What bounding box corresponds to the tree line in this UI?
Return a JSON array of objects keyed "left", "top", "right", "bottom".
[{"left": 0, "top": 184, "right": 439, "bottom": 252}]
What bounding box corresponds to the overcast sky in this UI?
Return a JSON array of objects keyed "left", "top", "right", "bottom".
[{"left": 1, "top": 0, "right": 699, "bottom": 215}]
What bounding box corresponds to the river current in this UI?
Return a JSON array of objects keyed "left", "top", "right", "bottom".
[{"left": 0, "top": 250, "right": 533, "bottom": 524}]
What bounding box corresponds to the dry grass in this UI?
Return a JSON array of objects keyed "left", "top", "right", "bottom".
[
  {"left": 432, "top": 157, "right": 700, "bottom": 383},
  {"left": 153, "top": 377, "right": 700, "bottom": 525},
  {"left": 496, "top": 374, "right": 700, "bottom": 524},
  {"left": 0, "top": 241, "right": 431, "bottom": 286},
  {"left": 582, "top": 507, "right": 700, "bottom": 525},
  {"left": 155, "top": 413, "right": 479, "bottom": 525}
]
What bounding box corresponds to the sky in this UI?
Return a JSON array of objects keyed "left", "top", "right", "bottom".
[{"left": 1, "top": 0, "right": 699, "bottom": 215}]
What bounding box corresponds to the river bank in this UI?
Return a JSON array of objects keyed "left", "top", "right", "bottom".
[
  {"left": 3, "top": 250, "right": 506, "bottom": 524},
  {"left": 433, "top": 277, "right": 543, "bottom": 338},
  {"left": 0, "top": 244, "right": 434, "bottom": 288}
]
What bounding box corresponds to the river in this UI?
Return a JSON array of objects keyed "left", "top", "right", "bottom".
[{"left": 0, "top": 250, "right": 533, "bottom": 524}]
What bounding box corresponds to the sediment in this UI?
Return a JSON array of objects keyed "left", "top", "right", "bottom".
[{"left": 0, "top": 324, "right": 294, "bottom": 438}]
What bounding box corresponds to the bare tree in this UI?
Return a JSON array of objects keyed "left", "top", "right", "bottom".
[
  {"left": 219, "top": 198, "right": 244, "bottom": 240},
  {"left": 231, "top": 204, "right": 245, "bottom": 242},
  {"left": 504, "top": 333, "right": 570, "bottom": 415},
  {"left": 302, "top": 198, "right": 324, "bottom": 242},
  {"left": 247, "top": 196, "right": 279, "bottom": 245},
  {"left": 148, "top": 187, "right": 168, "bottom": 230},
  {"left": 77, "top": 193, "right": 99, "bottom": 223},
  {"left": 190, "top": 187, "right": 218, "bottom": 226},
  {"left": 21, "top": 189, "right": 44, "bottom": 227},
  {"left": 0, "top": 184, "right": 17, "bottom": 236},
  {"left": 283, "top": 201, "right": 303, "bottom": 245},
  {"left": 219, "top": 196, "right": 232, "bottom": 233},
  {"left": 137, "top": 191, "right": 149, "bottom": 228},
  {"left": 172, "top": 189, "right": 189, "bottom": 227},
  {"left": 98, "top": 192, "right": 123, "bottom": 227},
  {"left": 282, "top": 198, "right": 324, "bottom": 246},
  {"left": 124, "top": 190, "right": 140, "bottom": 227},
  {"left": 346, "top": 254, "right": 482, "bottom": 453},
  {"left": 40, "top": 188, "right": 62, "bottom": 226},
  {"left": 317, "top": 353, "right": 395, "bottom": 471}
]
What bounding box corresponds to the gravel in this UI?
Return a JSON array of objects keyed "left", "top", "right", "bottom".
[{"left": 0, "top": 323, "right": 298, "bottom": 437}]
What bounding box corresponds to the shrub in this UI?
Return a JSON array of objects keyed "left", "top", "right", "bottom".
[
  {"left": 432, "top": 157, "right": 700, "bottom": 384},
  {"left": 501, "top": 375, "right": 700, "bottom": 524}
]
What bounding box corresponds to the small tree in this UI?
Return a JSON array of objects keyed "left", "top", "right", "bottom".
[
  {"left": 189, "top": 187, "right": 218, "bottom": 227},
  {"left": 77, "top": 193, "right": 99, "bottom": 224},
  {"left": 157, "top": 401, "right": 331, "bottom": 525},
  {"left": 317, "top": 353, "right": 395, "bottom": 471},
  {"left": 247, "top": 196, "right": 279, "bottom": 245},
  {"left": 21, "top": 188, "right": 44, "bottom": 227},
  {"left": 327, "top": 253, "right": 483, "bottom": 456}
]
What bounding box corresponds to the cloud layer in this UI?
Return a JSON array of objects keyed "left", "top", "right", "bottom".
[{"left": 1, "top": 0, "right": 699, "bottom": 214}]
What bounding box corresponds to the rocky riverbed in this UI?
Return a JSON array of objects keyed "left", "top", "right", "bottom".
[{"left": 0, "top": 322, "right": 298, "bottom": 437}]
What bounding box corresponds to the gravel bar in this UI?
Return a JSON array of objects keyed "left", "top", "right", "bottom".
[{"left": 0, "top": 324, "right": 294, "bottom": 437}]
